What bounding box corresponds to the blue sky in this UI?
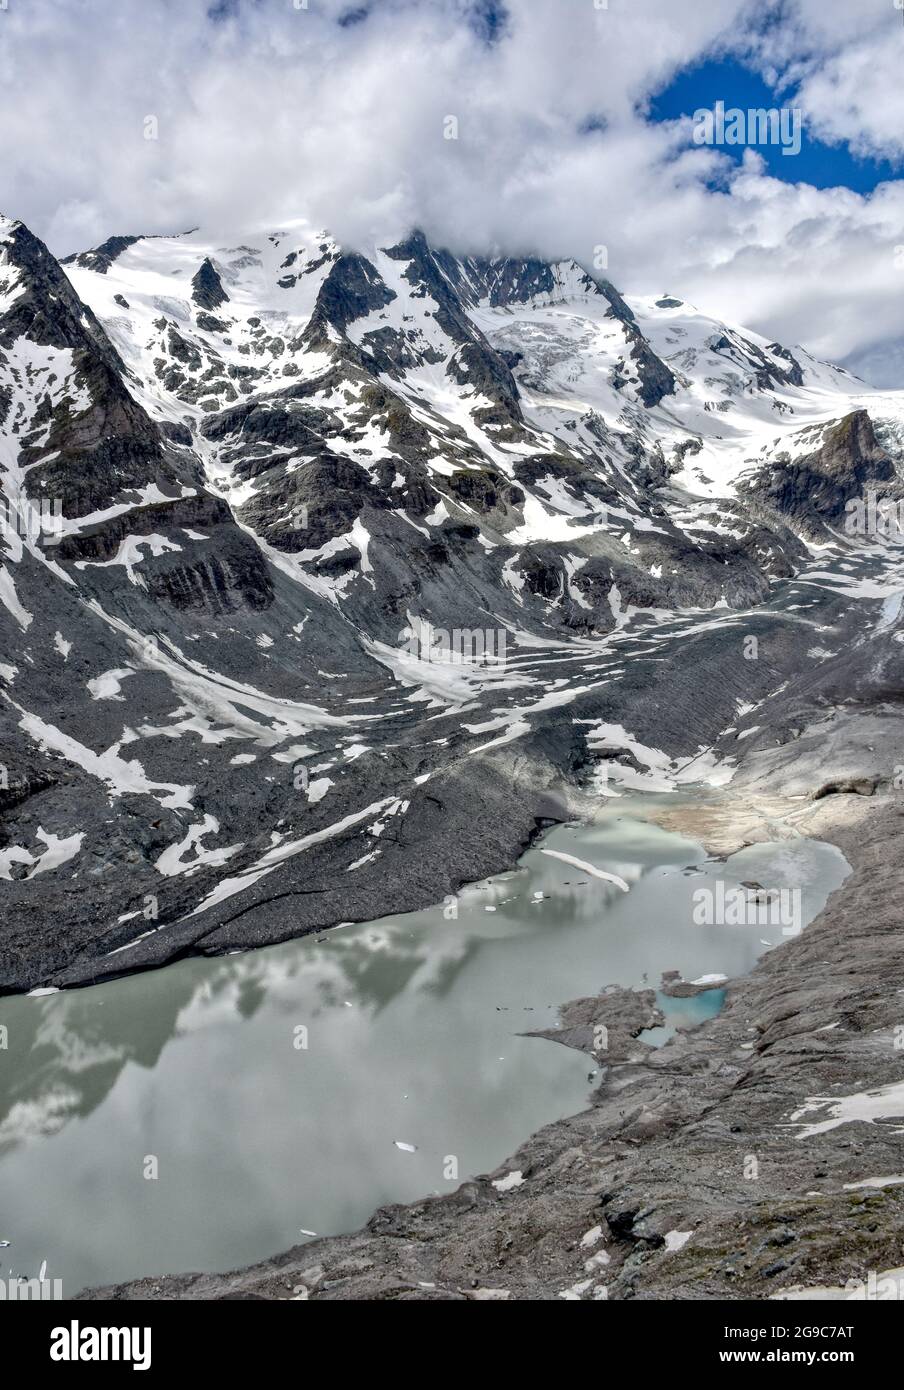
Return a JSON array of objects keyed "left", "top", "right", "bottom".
[{"left": 650, "top": 57, "right": 900, "bottom": 194}]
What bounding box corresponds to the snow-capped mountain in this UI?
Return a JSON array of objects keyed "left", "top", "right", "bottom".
[{"left": 2, "top": 212, "right": 903, "bottom": 991}]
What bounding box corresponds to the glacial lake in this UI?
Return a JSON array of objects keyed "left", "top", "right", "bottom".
[{"left": 0, "top": 811, "right": 848, "bottom": 1296}]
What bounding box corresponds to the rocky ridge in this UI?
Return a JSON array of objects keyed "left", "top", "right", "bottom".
[{"left": 1, "top": 210, "right": 903, "bottom": 1005}]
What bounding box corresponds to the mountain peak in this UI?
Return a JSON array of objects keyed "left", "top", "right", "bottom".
[{"left": 0, "top": 208, "right": 900, "bottom": 989}]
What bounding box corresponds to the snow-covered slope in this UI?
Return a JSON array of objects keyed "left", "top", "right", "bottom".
[{"left": 2, "top": 211, "right": 904, "bottom": 990}]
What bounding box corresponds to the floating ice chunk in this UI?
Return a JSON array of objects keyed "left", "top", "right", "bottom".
[{"left": 540, "top": 849, "right": 629, "bottom": 892}]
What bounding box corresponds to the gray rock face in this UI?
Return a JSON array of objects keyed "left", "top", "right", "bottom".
[
  {"left": 4, "top": 210, "right": 904, "bottom": 1304},
  {"left": 0, "top": 222, "right": 191, "bottom": 518},
  {"left": 1, "top": 210, "right": 902, "bottom": 1005},
  {"left": 61, "top": 234, "right": 142, "bottom": 276},
  {"left": 190, "top": 257, "right": 229, "bottom": 311},
  {"left": 740, "top": 409, "right": 898, "bottom": 539}
]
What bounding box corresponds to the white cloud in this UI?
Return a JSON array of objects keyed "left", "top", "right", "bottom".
[{"left": 1, "top": 0, "right": 903, "bottom": 382}]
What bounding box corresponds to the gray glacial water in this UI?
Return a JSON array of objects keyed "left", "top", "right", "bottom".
[{"left": 0, "top": 810, "right": 848, "bottom": 1296}]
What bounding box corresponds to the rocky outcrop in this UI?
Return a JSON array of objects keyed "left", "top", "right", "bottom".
[
  {"left": 0, "top": 220, "right": 194, "bottom": 516},
  {"left": 62, "top": 234, "right": 142, "bottom": 275},
  {"left": 303, "top": 251, "right": 393, "bottom": 344},
  {"left": 740, "top": 410, "right": 898, "bottom": 539},
  {"left": 191, "top": 257, "right": 230, "bottom": 311}
]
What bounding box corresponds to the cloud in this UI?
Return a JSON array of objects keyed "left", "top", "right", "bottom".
[{"left": 1, "top": 0, "right": 903, "bottom": 381}]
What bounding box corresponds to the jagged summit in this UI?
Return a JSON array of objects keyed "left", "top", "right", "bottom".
[{"left": 1, "top": 210, "right": 903, "bottom": 990}]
